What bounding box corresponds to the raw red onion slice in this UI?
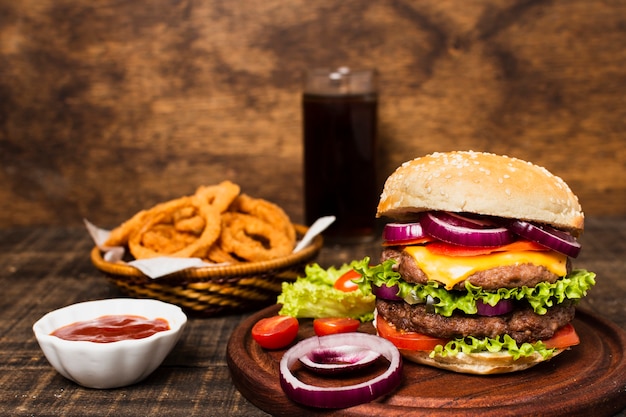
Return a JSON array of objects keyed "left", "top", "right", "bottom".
[
  {"left": 299, "top": 345, "right": 381, "bottom": 375},
  {"left": 437, "top": 212, "right": 498, "bottom": 228},
  {"left": 383, "top": 222, "right": 427, "bottom": 243},
  {"left": 421, "top": 212, "right": 515, "bottom": 247},
  {"left": 372, "top": 283, "right": 403, "bottom": 301},
  {"left": 507, "top": 220, "right": 581, "bottom": 258},
  {"left": 280, "top": 333, "right": 403, "bottom": 409},
  {"left": 476, "top": 299, "right": 514, "bottom": 316}
]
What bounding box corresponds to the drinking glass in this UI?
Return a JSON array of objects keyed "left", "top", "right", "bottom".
[{"left": 302, "top": 67, "right": 379, "bottom": 244}]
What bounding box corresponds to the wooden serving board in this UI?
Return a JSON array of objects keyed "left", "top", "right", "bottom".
[{"left": 227, "top": 305, "right": 626, "bottom": 417}]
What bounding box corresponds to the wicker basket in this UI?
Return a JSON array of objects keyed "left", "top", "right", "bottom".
[{"left": 90, "top": 224, "right": 323, "bottom": 316}]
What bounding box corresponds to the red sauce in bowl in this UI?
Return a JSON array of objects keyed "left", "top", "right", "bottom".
[{"left": 51, "top": 315, "right": 170, "bottom": 343}]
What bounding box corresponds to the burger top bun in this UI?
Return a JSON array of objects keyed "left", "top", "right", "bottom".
[{"left": 377, "top": 151, "right": 584, "bottom": 233}]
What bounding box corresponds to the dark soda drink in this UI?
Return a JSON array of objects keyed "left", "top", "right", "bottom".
[{"left": 303, "top": 91, "right": 378, "bottom": 243}]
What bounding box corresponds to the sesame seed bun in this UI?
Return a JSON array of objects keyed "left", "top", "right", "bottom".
[{"left": 377, "top": 151, "right": 584, "bottom": 233}]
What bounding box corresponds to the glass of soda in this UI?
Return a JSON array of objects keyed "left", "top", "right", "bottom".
[{"left": 302, "top": 67, "right": 379, "bottom": 244}]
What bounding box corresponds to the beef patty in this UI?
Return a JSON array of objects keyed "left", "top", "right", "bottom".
[{"left": 376, "top": 298, "right": 575, "bottom": 344}]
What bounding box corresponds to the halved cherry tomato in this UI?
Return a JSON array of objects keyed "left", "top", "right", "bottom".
[
  {"left": 376, "top": 315, "right": 448, "bottom": 351},
  {"left": 313, "top": 317, "right": 361, "bottom": 336},
  {"left": 542, "top": 323, "right": 580, "bottom": 349},
  {"left": 333, "top": 269, "right": 361, "bottom": 292},
  {"left": 425, "top": 239, "right": 549, "bottom": 257},
  {"left": 251, "top": 315, "right": 299, "bottom": 350}
]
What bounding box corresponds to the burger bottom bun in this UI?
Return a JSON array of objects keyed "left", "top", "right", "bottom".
[{"left": 399, "top": 348, "right": 565, "bottom": 375}]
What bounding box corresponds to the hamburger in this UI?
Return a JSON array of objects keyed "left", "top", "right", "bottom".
[{"left": 356, "top": 151, "right": 596, "bottom": 374}]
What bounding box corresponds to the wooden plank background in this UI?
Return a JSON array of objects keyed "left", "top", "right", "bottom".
[{"left": 1, "top": 0, "right": 625, "bottom": 228}]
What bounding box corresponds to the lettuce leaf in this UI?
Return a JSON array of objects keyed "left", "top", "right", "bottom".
[
  {"left": 355, "top": 259, "right": 596, "bottom": 317},
  {"left": 431, "top": 334, "right": 555, "bottom": 360},
  {"left": 277, "top": 261, "right": 375, "bottom": 322}
]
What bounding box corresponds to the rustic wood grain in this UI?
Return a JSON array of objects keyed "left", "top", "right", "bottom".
[{"left": 1, "top": 0, "right": 625, "bottom": 228}]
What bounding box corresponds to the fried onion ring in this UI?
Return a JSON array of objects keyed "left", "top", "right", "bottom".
[
  {"left": 105, "top": 209, "right": 149, "bottom": 247},
  {"left": 128, "top": 196, "right": 221, "bottom": 259},
  {"left": 220, "top": 212, "right": 294, "bottom": 262},
  {"left": 194, "top": 181, "right": 241, "bottom": 213},
  {"left": 103, "top": 181, "right": 297, "bottom": 264},
  {"left": 204, "top": 242, "right": 241, "bottom": 264},
  {"left": 230, "top": 194, "right": 296, "bottom": 246}
]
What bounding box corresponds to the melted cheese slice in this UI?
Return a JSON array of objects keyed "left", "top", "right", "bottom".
[{"left": 404, "top": 246, "right": 568, "bottom": 290}]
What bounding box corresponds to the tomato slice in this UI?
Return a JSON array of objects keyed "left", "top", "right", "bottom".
[
  {"left": 376, "top": 315, "right": 448, "bottom": 351},
  {"left": 333, "top": 269, "right": 361, "bottom": 292},
  {"left": 251, "top": 315, "right": 299, "bottom": 350},
  {"left": 425, "top": 239, "right": 549, "bottom": 257},
  {"left": 382, "top": 236, "right": 434, "bottom": 247},
  {"left": 313, "top": 317, "right": 361, "bottom": 336},
  {"left": 378, "top": 316, "right": 579, "bottom": 353},
  {"left": 542, "top": 323, "right": 580, "bottom": 349}
]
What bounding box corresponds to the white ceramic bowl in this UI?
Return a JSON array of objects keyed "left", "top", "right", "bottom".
[{"left": 33, "top": 298, "right": 187, "bottom": 389}]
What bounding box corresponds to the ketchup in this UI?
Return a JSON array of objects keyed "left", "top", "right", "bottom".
[{"left": 51, "top": 315, "right": 170, "bottom": 343}]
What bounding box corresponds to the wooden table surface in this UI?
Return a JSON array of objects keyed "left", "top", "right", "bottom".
[{"left": 1, "top": 217, "right": 625, "bottom": 416}]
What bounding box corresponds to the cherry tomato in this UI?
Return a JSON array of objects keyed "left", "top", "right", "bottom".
[
  {"left": 376, "top": 315, "right": 448, "bottom": 351},
  {"left": 542, "top": 323, "right": 580, "bottom": 349},
  {"left": 313, "top": 317, "right": 361, "bottom": 336},
  {"left": 251, "top": 315, "right": 299, "bottom": 349},
  {"left": 333, "top": 269, "right": 361, "bottom": 292}
]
